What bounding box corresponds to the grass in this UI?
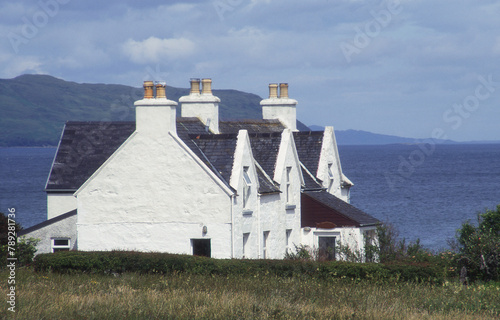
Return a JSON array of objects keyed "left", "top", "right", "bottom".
[{"left": 1, "top": 268, "right": 499, "bottom": 319}]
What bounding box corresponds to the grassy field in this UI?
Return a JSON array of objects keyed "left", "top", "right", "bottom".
[{"left": 1, "top": 268, "right": 499, "bottom": 319}]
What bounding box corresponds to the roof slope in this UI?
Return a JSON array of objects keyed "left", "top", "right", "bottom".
[
  {"left": 190, "top": 134, "right": 238, "bottom": 184},
  {"left": 46, "top": 121, "right": 136, "bottom": 191},
  {"left": 219, "top": 119, "right": 285, "bottom": 134},
  {"left": 302, "top": 191, "right": 379, "bottom": 227},
  {"left": 46, "top": 118, "right": 209, "bottom": 191},
  {"left": 45, "top": 119, "right": 326, "bottom": 195},
  {"left": 293, "top": 131, "right": 323, "bottom": 178}
]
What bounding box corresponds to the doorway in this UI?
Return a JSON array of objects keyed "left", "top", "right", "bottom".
[
  {"left": 318, "top": 236, "right": 336, "bottom": 260},
  {"left": 192, "top": 239, "right": 211, "bottom": 257}
]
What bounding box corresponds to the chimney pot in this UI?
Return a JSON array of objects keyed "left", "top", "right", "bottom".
[
  {"left": 279, "top": 83, "right": 289, "bottom": 99},
  {"left": 201, "top": 78, "right": 212, "bottom": 95},
  {"left": 190, "top": 78, "right": 201, "bottom": 95},
  {"left": 269, "top": 83, "right": 278, "bottom": 98},
  {"left": 156, "top": 82, "right": 166, "bottom": 99},
  {"left": 143, "top": 81, "right": 154, "bottom": 99}
]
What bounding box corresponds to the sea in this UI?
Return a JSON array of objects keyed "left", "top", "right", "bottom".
[{"left": 1, "top": 144, "right": 499, "bottom": 252}]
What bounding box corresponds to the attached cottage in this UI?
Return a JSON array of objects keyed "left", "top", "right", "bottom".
[{"left": 21, "top": 79, "right": 379, "bottom": 260}]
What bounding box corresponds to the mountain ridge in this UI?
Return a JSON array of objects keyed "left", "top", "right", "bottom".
[{"left": 1, "top": 74, "right": 499, "bottom": 147}]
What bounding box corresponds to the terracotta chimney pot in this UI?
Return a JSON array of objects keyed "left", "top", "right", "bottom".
[
  {"left": 190, "top": 78, "right": 201, "bottom": 95},
  {"left": 143, "top": 81, "right": 154, "bottom": 99},
  {"left": 156, "top": 82, "right": 166, "bottom": 99},
  {"left": 201, "top": 78, "right": 212, "bottom": 95},
  {"left": 269, "top": 83, "right": 278, "bottom": 98},
  {"left": 279, "top": 83, "right": 288, "bottom": 99}
]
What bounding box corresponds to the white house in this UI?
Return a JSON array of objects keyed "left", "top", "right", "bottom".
[{"left": 20, "top": 79, "right": 379, "bottom": 260}]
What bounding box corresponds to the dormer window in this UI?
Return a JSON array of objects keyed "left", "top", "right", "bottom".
[
  {"left": 327, "top": 163, "right": 335, "bottom": 192},
  {"left": 328, "top": 163, "right": 335, "bottom": 180},
  {"left": 286, "top": 166, "right": 292, "bottom": 204},
  {"left": 243, "top": 166, "right": 251, "bottom": 209}
]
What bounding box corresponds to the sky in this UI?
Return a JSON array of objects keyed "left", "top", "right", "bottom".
[{"left": 1, "top": 0, "right": 500, "bottom": 142}]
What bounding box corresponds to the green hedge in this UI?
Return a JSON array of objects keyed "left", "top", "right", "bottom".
[{"left": 34, "top": 251, "right": 446, "bottom": 284}]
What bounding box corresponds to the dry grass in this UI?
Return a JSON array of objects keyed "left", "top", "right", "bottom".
[{"left": 1, "top": 268, "right": 499, "bottom": 319}]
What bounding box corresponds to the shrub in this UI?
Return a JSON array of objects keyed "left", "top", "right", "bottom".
[
  {"left": 0, "top": 212, "right": 40, "bottom": 267},
  {"left": 456, "top": 205, "right": 500, "bottom": 282},
  {"left": 33, "top": 250, "right": 446, "bottom": 284}
]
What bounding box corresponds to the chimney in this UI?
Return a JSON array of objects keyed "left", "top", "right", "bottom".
[
  {"left": 156, "top": 82, "right": 166, "bottom": 99},
  {"left": 201, "top": 78, "right": 212, "bottom": 95},
  {"left": 144, "top": 81, "right": 154, "bottom": 99},
  {"left": 134, "top": 80, "right": 178, "bottom": 136},
  {"left": 279, "top": 83, "right": 288, "bottom": 98},
  {"left": 261, "top": 82, "right": 298, "bottom": 131},
  {"left": 179, "top": 78, "right": 221, "bottom": 134},
  {"left": 269, "top": 83, "right": 278, "bottom": 98},
  {"left": 190, "top": 78, "right": 201, "bottom": 95}
]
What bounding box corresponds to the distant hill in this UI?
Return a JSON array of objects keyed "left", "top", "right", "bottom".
[
  {"left": 308, "top": 126, "right": 454, "bottom": 145},
  {"left": 2, "top": 75, "right": 497, "bottom": 147},
  {"left": 309, "top": 126, "right": 500, "bottom": 145},
  {"left": 0, "top": 74, "right": 308, "bottom": 146}
]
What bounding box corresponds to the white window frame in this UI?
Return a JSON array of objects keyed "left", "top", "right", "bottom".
[
  {"left": 285, "top": 229, "right": 292, "bottom": 253},
  {"left": 243, "top": 232, "right": 250, "bottom": 259},
  {"left": 286, "top": 166, "right": 292, "bottom": 204},
  {"left": 263, "top": 231, "right": 270, "bottom": 259},
  {"left": 51, "top": 238, "right": 70, "bottom": 253},
  {"left": 327, "top": 163, "right": 335, "bottom": 192},
  {"left": 243, "top": 166, "right": 252, "bottom": 209}
]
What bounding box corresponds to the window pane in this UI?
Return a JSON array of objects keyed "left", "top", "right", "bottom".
[{"left": 54, "top": 239, "right": 69, "bottom": 246}]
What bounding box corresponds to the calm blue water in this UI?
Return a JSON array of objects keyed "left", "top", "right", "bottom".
[{"left": 1, "top": 144, "right": 499, "bottom": 251}]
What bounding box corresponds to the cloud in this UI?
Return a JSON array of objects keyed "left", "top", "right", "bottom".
[
  {"left": 122, "top": 36, "right": 196, "bottom": 64},
  {"left": 0, "top": 53, "right": 43, "bottom": 78}
]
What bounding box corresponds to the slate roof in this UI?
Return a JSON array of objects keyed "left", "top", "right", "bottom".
[
  {"left": 192, "top": 133, "right": 281, "bottom": 194},
  {"left": 302, "top": 191, "right": 380, "bottom": 227},
  {"left": 46, "top": 118, "right": 209, "bottom": 191},
  {"left": 45, "top": 121, "right": 136, "bottom": 191},
  {"left": 190, "top": 134, "right": 237, "bottom": 185},
  {"left": 293, "top": 131, "right": 324, "bottom": 178},
  {"left": 219, "top": 119, "right": 285, "bottom": 134},
  {"left": 249, "top": 133, "right": 282, "bottom": 178},
  {"left": 45, "top": 119, "right": 329, "bottom": 196}
]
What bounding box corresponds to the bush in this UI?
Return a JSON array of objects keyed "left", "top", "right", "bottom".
[
  {"left": 0, "top": 212, "right": 40, "bottom": 267},
  {"left": 33, "top": 250, "right": 446, "bottom": 284},
  {"left": 456, "top": 205, "right": 500, "bottom": 282}
]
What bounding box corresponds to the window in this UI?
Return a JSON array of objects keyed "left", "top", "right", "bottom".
[
  {"left": 192, "top": 239, "right": 211, "bottom": 257},
  {"left": 263, "top": 231, "right": 270, "bottom": 259},
  {"left": 318, "top": 236, "right": 336, "bottom": 261},
  {"left": 285, "top": 229, "right": 292, "bottom": 253},
  {"left": 243, "top": 167, "right": 252, "bottom": 209},
  {"left": 328, "top": 163, "right": 335, "bottom": 180},
  {"left": 286, "top": 166, "right": 292, "bottom": 204},
  {"left": 327, "top": 163, "right": 335, "bottom": 192},
  {"left": 243, "top": 233, "right": 250, "bottom": 258},
  {"left": 52, "top": 238, "right": 70, "bottom": 253}
]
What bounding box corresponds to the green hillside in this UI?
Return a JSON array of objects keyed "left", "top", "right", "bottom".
[{"left": 0, "top": 75, "right": 266, "bottom": 146}]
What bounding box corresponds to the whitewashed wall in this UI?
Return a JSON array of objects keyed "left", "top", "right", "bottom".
[
  {"left": 301, "top": 226, "right": 377, "bottom": 261},
  {"left": 47, "top": 193, "right": 76, "bottom": 219},
  {"left": 21, "top": 213, "right": 77, "bottom": 255},
  {"left": 274, "top": 130, "right": 303, "bottom": 257},
  {"left": 76, "top": 131, "right": 234, "bottom": 258},
  {"left": 317, "top": 126, "right": 350, "bottom": 202},
  {"left": 229, "top": 130, "right": 261, "bottom": 259}
]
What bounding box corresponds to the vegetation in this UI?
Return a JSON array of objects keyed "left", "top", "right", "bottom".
[
  {"left": 1, "top": 268, "right": 498, "bottom": 319},
  {"left": 0, "top": 74, "right": 265, "bottom": 146},
  {"left": 1, "top": 206, "right": 499, "bottom": 318},
  {"left": 455, "top": 205, "right": 500, "bottom": 282},
  {"left": 0, "top": 212, "right": 39, "bottom": 266},
  {"left": 34, "top": 250, "right": 446, "bottom": 284}
]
